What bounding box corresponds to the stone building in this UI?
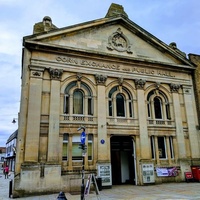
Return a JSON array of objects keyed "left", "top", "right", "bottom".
[{"left": 13, "top": 3, "right": 200, "bottom": 197}]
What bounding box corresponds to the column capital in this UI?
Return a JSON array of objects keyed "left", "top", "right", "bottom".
[
  {"left": 134, "top": 79, "right": 146, "bottom": 89},
  {"left": 49, "top": 68, "right": 63, "bottom": 80},
  {"left": 95, "top": 74, "right": 107, "bottom": 85},
  {"left": 170, "top": 83, "right": 181, "bottom": 93}
]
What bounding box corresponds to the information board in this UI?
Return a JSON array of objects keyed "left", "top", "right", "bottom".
[{"left": 97, "top": 163, "right": 112, "bottom": 186}]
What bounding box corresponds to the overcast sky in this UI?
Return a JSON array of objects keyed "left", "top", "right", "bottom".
[{"left": 0, "top": 0, "right": 199, "bottom": 147}]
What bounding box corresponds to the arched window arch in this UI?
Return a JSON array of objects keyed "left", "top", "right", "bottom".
[
  {"left": 108, "top": 86, "right": 133, "bottom": 118},
  {"left": 64, "top": 81, "right": 93, "bottom": 115},
  {"left": 147, "top": 90, "right": 170, "bottom": 120}
]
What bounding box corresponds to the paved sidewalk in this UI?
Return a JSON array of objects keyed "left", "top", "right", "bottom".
[{"left": 1, "top": 171, "right": 200, "bottom": 200}]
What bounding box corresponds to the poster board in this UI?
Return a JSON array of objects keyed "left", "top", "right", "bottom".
[{"left": 97, "top": 163, "right": 112, "bottom": 186}]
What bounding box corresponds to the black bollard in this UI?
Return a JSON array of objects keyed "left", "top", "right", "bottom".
[
  {"left": 57, "top": 191, "right": 67, "bottom": 200},
  {"left": 9, "top": 180, "right": 13, "bottom": 198}
]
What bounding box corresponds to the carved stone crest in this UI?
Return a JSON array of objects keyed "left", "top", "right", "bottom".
[{"left": 107, "top": 28, "right": 132, "bottom": 54}]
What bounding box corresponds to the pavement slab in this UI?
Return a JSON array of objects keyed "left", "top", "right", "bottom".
[{"left": 1, "top": 172, "right": 200, "bottom": 200}]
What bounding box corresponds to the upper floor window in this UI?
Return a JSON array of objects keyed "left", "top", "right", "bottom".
[
  {"left": 108, "top": 86, "right": 133, "bottom": 118},
  {"left": 64, "top": 81, "right": 93, "bottom": 115},
  {"left": 147, "top": 90, "right": 170, "bottom": 120}
]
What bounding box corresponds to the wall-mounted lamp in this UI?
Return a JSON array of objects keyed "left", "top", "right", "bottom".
[{"left": 12, "top": 118, "right": 18, "bottom": 124}]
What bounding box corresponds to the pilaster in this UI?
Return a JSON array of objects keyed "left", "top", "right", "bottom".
[
  {"left": 95, "top": 74, "right": 108, "bottom": 161},
  {"left": 170, "top": 83, "right": 186, "bottom": 158},
  {"left": 47, "top": 68, "right": 63, "bottom": 163},
  {"left": 24, "top": 66, "right": 44, "bottom": 162},
  {"left": 134, "top": 79, "right": 150, "bottom": 159},
  {"left": 182, "top": 86, "right": 200, "bottom": 158}
]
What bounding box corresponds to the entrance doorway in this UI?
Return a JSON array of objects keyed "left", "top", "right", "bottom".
[{"left": 110, "top": 136, "right": 136, "bottom": 185}]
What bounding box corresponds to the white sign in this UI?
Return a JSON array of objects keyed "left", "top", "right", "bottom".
[{"left": 97, "top": 163, "right": 112, "bottom": 186}]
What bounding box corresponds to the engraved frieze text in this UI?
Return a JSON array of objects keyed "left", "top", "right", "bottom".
[{"left": 56, "top": 56, "right": 175, "bottom": 78}]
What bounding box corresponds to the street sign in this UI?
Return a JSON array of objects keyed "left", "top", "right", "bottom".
[{"left": 81, "top": 131, "right": 86, "bottom": 144}]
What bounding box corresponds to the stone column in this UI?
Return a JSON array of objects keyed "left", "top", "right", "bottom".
[
  {"left": 24, "top": 67, "right": 44, "bottom": 162},
  {"left": 95, "top": 74, "right": 108, "bottom": 161},
  {"left": 170, "top": 83, "right": 186, "bottom": 158},
  {"left": 182, "top": 86, "right": 200, "bottom": 158},
  {"left": 134, "top": 79, "right": 150, "bottom": 159},
  {"left": 47, "top": 68, "right": 63, "bottom": 162}
]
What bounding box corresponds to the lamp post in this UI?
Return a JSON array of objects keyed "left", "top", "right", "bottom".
[{"left": 77, "top": 126, "right": 87, "bottom": 200}]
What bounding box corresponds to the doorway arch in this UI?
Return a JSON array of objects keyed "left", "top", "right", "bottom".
[{"left": 110, "top": 136, "right": 136, "bottom": 185}]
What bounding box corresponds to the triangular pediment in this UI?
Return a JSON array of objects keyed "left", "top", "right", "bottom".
[{"left": 24, "top": 16, "right": 193, "bottom": 67}]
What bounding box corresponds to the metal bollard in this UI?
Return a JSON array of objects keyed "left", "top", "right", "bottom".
[
  {"left": 57, "top": 191, "right": 67, "bottom": 200},
  {"left": 9, "top": 180, "right": 13, "bottom": 198}
]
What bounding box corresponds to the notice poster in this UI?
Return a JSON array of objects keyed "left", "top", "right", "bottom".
[
  {"left": 156, "top": 167, "right": 178, "bottom": 177},
  {"left": 97, "top": 163, "right": 112, "bottom": 186}
]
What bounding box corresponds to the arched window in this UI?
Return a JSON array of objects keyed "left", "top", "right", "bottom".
[
  {"left": 147, "top": 90, "right": 170, "bottom": 120},
  {"left": 108, "top": 86, "right": 133, "bottom": 118},
  {"left": 64, "top": 81, "right": 93, "bottom": 115}
]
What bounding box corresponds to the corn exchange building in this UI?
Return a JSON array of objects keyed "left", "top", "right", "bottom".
[{"left": 14, "top": 3, "right": 200, "bottom": 197}]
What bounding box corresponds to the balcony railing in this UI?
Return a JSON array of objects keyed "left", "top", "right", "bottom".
[
  {"left": 107, "top": 117, "right": 138, "bottom": 126},
  {"left": 147, "top": 119, "right": 174, "bottom": 126},
  {"left": 60, "top": 114, "right": 97, "bottom": 124},
  {"left": 41, "top": 114, "right": 175, "bottom": 127}
]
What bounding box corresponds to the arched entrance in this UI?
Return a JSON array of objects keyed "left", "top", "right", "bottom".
[{"left": 110, "top": 136, "right": 136, "bottom": 185}]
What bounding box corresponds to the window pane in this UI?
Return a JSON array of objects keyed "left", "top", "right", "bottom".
[
  {"left": 158, "top": 137, "right": 166, "bottom": 158},
  {"left": 64, "top": 96, "right": 69, "bottom": 114},
  {"left": 109, "top": 100, "right": 112, "bottom": 116},
  {"left": 116, "top": 94, "right": 125, "bottom": 117},
  {"left": 62, "top": 143, "right": 68, "bottom": 160},
  {"left": 154, "top": 97, "right": 162, "bottom": 119},
  {"left": 62, "top": 133, "right": 68, "bottom": 160},
  {"left": 73, "top": 90, "right": 83, "bottom": 114},
  {"left": 129, "top": 101, "right": 133, "bottom": 117},
  {"left": 150, "top": 136, "right": 155, "bottom": 159},
  {"left": 88, "top": 143, "right": 92, "bottom": 160},
  {"left": 147, "top": 102, "right": 151, "bottom": 118},
  {"left": 72, "top": 143, "right": 82, "bottom": 160},
  {"left": 166, "top": 103, "right": 171, "bottom": 119},
  {"left": 88, "top": 98, "right": 92, "bottom": 115},
  {"left": 88, "top": 134, "right": 93, "bottom": 160},
  {"left": 169, "top": 137, "right": 174, "bottom": 158}
]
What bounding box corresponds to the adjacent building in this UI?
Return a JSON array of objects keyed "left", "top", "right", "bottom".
[
  {"left": 0, "top": 147, "right": 6, "bottom": 168},
  {"left": 6, "top": 130, "right": 17, "bottom": 172},
  {"left": 13, "top": 3, "right": 200, "bottom": 197}
]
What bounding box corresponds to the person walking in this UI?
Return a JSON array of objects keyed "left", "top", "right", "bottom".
[{"left": 4, "top": 165, "right": 9, "bottom": 179}]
